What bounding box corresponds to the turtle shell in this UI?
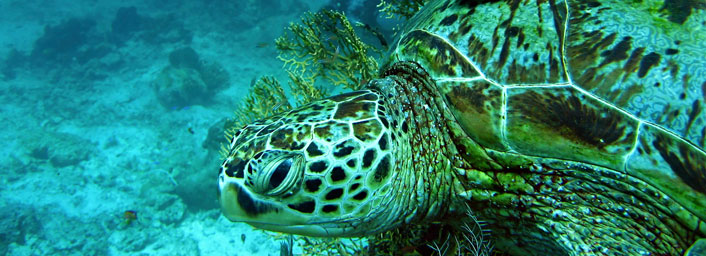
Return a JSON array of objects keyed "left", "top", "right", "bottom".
[{"left": 387, "top": 0, "right": 706, "bottom": 237}]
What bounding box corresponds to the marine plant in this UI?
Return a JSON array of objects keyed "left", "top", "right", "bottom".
[
  {"left": 229, "top": 9, "right": 381, "bottom": 126},
  {"left": 275, "top": 9, "right": 380, "bottom": 95},
  {"left": 377, "top": 0, "right": 427, "bottom": 19},
  {"left": 230, "top": 76, "right": 291, "bottom": 129}
]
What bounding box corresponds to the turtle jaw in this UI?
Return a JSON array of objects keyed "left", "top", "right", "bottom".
[
  {"left": 218, "top": 179, "right": 308, "bottom": 226},
  {"left": 247, "top": 222, "right": 357, "bottom": 237},
  {"left": 219, "top": 177, "right": 364, "bottom": 237}
]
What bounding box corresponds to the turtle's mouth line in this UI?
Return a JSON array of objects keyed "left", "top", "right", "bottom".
[{"left": 247, "top": 221, "right": 342, "bottom": 237}]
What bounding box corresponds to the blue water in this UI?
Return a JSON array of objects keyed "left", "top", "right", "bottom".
[{"left": 0, "top": 0, "right": 384, "bottom": 255}]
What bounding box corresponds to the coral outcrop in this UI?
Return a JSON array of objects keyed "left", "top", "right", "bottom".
[{"left": 152, "top": 47, "right": 229, "bottom": 108}]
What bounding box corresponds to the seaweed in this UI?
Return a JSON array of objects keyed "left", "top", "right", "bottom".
[
  {"left": 227, "top": 9, "right": 383, "bottom": 128},
  {"left": 378, "top": 0, "right": 428, "bottom": 19},
  {"left": 231, "top": 76, "right": 291, "bottom": 128},
  {"left": 275, "top": 10, "right": 380, "bottom": 93}
]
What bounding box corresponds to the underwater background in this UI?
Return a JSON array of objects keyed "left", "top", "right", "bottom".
[{"left": 0, "top": 0, "right": 393, "bottom": 255}]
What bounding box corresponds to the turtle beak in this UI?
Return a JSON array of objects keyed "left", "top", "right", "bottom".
[
  {"left": 219, "top": 181, "right": 273, "bottom": 222},
  {"left": 219, "top": 180, "right": 320, "bottom": 234}
]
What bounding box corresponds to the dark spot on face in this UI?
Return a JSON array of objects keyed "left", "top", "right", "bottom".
[
  {"left": 350, "top": 183, "right": 360, "bottom": 191},
  {"left": 247, "top": 162, "right": 253, "bottom": 175},
  {"left": 665, "top": 48, "right": 679, "bottom": 55},
  {"left": 230, "top": 183, "right": 274, "bottom": 217},
  {"left": 322, "top": 204, "right": 338, "bottom": 213},
  {"left": 353, "top": 119, "right": 382, "bottom": 142},
  {"left": 333, "top": 140, "right": 357, "bottom": 158},
  {"left": 309, "top": 161, "right": 328, "bottom": 173},
  {"left": 325, "top": 188, "right": 344, "bottom": 200},
  {"left": 379, "top": 116, "right": 389, "bottom": 128},
  {"left": 269, "top": 128, "right": 295, "bottom": 149},
  {"left": 334, "top": 101, "right": 376, "bottom": 120},
  {"left": 346, "top": 159, "right": 356, "bottom": 168},
  {"left": 296, "top": 112, "right": 319, "bottom": 123},
  {"left": 305, "top": 178, "right": 322, "bottom": 192},
  {"left": 362, "top": 149, "right": 376, "bottom": 169},
  {"left": 401, "top": 121, "right": 409, "bottom": 133},
  {"left": 306, "top": 142, "right": 325, "bottom": 157},
  {"left": 637, "top": 52, "right": 661, "bottom": 78},
  {"left": 311, "top": 104, "right": 324, "bottom": 111},
  {"left": 288, "top": 201, "right": 315, "bottom": 213},
  {"left": 226, "top": 160, "right": 247, "bottom": 178},
  {"left": 352, "top": 190, "right": 368, "bottom": 201},
  {"left": 378, "top": 103, "right": 386, "bottom": 112},
  {"left": 378, "top": 133, "right": 389, "bottom": 151},
  {"left": 331, "top": 166, "right": 346, "bottom": 182},
  {"left": 372, "top": 155, "right": 391, "bottom": 183},
  {"left": 439, "top": 14, "right": 458, "bottom": 26},
  {"left": 257, "top": 122, "right": 281, "bottom": 136}
]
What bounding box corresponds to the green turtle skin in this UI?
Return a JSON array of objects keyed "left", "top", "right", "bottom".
[{"left": 218, "top": 0, "right": 706, "bottom": 255}]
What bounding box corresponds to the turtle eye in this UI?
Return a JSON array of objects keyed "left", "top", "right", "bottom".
[
  {"left": 247, "top": 154, "right": 302, "bottom": 196},
  {"left": 269, "top": 159, "right": 291, "bottom": 189}
]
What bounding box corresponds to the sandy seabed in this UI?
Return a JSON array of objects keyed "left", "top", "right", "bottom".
[{"left": 0, "top": 0, "right": 331, "bottom": 255}]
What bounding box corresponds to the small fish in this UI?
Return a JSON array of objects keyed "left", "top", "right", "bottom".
[
  {"left": 187, "top": 127, "right": 194, "bottom": 134},
  {"left": 123, "top": 210, "right": 138, "bottom": 225},
  {"left": 318, "top": 46, "right": 341, "bottom": 65},
  {"left": 241, "top": 233, "right": 246, "bottom": 243},
  {"left": 271, "top": 99, "right": 290, "bottom": 113},
  {"left": 256, "top": 42, "right": 269, "bottom": 48}
]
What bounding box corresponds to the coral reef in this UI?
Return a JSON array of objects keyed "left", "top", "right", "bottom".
[
  {"left": 29, "top": 17, "right": 111, "bottom": 66},
  {"left": 24, "top": 130, "right": 95, "bottom": 168},
  {"left": 152, "top": 47, "right": 229, "bottom": 108}
]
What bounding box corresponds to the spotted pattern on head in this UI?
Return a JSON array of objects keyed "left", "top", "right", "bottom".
[{"left": 218, "top": 90, "right": 396, "bottom": 228}]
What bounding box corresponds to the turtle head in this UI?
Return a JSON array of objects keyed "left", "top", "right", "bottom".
[{"left": 218, "top": 90, "right": 401, "bottom": 237}]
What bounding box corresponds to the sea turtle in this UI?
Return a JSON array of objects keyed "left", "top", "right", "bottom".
[{"left": 217, "top": 0, "right": 706, "bottom": 255}]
